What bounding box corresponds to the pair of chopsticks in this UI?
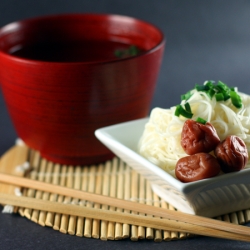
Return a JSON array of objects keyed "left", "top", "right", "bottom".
[{"left": 0, "top": 172, "right": 250, "bottom": 242}]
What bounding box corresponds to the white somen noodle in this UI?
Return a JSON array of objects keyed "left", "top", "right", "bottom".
[{"left": 138, "top": 86, "right": 250, "bottom": 177}]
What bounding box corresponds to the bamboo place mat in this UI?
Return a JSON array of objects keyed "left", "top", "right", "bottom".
[{"left": 1, "top": 142, "right": 250, "bottom": 242}]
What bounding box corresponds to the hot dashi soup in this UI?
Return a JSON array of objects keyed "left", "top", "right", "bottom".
[{"left": 10, "top": 41, "right": 144, "bottom": 62}]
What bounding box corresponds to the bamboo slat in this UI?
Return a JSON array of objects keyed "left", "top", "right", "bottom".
[{"left": 1, "top": 145, "right": 250, "bottom": 242}]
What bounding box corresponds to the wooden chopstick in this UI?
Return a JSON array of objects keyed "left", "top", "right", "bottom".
[
  {"left": 0, "top": 193, "right": 250, "bottom": 242},
  {"left": 0, "top": 172, "right": 249, "bottom": 238}
]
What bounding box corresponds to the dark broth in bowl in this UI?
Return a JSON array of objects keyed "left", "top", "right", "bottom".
[{"left": 10, "top": 40, "right": 143, "bottom": 62}]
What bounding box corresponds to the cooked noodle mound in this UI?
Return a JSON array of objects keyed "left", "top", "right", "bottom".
[{"left": 138, "top": 81, "right": 250, "bottom": 176}]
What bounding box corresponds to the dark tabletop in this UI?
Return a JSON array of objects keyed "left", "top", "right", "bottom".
[{"left": 1, "top": 1, "right": 250, "bottom": 249}]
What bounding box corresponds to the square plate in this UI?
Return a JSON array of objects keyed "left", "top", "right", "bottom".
[{"left": 95, "top": 118, "right": 250, "bottom": 217}]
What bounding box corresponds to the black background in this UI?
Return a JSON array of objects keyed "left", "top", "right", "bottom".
[{"left": 1, "top": 1, "right": 250, "bottom": 249}]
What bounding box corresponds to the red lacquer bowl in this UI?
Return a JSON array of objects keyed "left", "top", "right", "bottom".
[{"left": 0, "top": 13, "right": 165, "bottom": 165}]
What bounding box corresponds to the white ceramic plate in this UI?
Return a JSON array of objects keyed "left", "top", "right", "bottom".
[{"left": 95, "top": 118, "right": 250, "bottom": 217}]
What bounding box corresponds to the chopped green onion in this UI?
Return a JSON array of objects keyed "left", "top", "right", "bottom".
[
  {"left": 184, "top": 102, "right": 192, "bottom": 113},
  {"left": 114, "top": 50, "right": 123, "bottom": 58},
  {"left": 115, "top": 45, "right": 140, "bottom": 58},
  {"left": 204, "top": 80, "right": 215, "bottom": 88},
  {"left": 217, "top": 81, "right": 229, "bottom": 92},
  {"left": 207, "top": 88, "right": 215, "bottom": 99},
  {"left": 129, "top": 45, "right": 140, "bottom": 56},
  {"left": 223, "top": 93, "right": 231, "bottom": 101},
  {"left": 230, "top": 90, "right": 242, "bottom": 108},
  {"left": 215, "top": 93, "right": 224, "bottom": 101},
  {"left": 181, "top": 90, "right": 193, "bottom": 101},
  {"left": 174, "top": 105, "right": 181, "bottom": 116},
  {"left": 195, "top": 84, "right": 210, "bottom": 92},
  {"left": 179, "top": 80, "right": 242, "bottom": 111},
  {"left": 196, "top": 117, "right": 207, "bottom": 125},
  {"left": 214, "top": 85, "right": 222, "bottom": 93},
  {"left": 181, "top": 94, "right": 186, "bottom": 101},
  {"left": 175, "top": 105, "right": 193, "bottom": 118}
]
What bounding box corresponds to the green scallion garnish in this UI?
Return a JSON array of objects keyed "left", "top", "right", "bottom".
[
  {"left": 175, "top": 80, "right": 243, "bottom": 119},
  {"left": 215, "top": 93, "right": 224, "bottom": 101},
  {"left": 196, "top": 117, "right": 207, "bottom": 125},
  {"left": 129, "top": 45, "right": 140, "bottom": 56},
  {"left": 181, "top": 90, "right": 193, "bottom": 101},
  {"left": 115, "top": 45, "right": 140, "bottom": 58},
  {"left": 207, "top": 88, "right": 215, "bottom": 99},
  {"left": 184, "top": 102, "right": 192, "bottom": 113},
  {"left": 217, "top": 81, "right": 229, "bottom": 92},
  {"left": 195, "top": 84, "right": 210, "bottom": 92},
  {"left": 192, "top": 81, "right": 242, "bottom": 108},
  {"left": 230, "top": 90, "right": 242, "bottom": 108},
  {"left": 223, "top": 92, "right": 231, "bottom": 101},
  {"left": 204, "top": 80, "right": 215, "bottom": 88},
  {"left": 175, "top": 104, "right": 193, "bottom": 118}
]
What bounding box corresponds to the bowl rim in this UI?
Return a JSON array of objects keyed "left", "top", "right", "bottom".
[{"left": 0, "top": 13, "right": 166, "bottom": 65}]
